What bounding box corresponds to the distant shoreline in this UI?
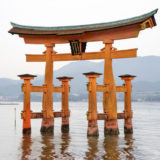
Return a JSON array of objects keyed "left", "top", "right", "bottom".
[{"left": 0, "top": 103, "right": 19, "bottom": 105}]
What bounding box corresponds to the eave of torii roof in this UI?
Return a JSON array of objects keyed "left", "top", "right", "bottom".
[{"left": 9, "top": 9, "right": 158, "bottom": 36}]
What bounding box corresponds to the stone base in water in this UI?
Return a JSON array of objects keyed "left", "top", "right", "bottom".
[
  {"left": 23, "top": 128, "right": 31, "bottom": 134},
  {"left": 87, "top": 120, "right": 99, "bottom": 137},
  {"left": 124, "top": 127, "right": 133, "bottom": 134},
  {"left": 124, "top": 118, "right": 133, "bottom": 134},
  {"left": 61, "top": 124, "right": 69, "bottom": 133},
  {"left": 104, "top": 128, "right": 119, "bottom": 135},
  {"left": 104, "top": 119, "right": 119, "bottom": 135},
  {"left": 40, "top": 118, "right": 54, "bottom": 135}
]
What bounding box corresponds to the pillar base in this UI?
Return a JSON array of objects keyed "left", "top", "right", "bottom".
[
  {"left": 87, "top": 120, "right": 99, "bottom": 137},
  {"left": 104, "top": 119, "right": 119, "bottom": 135},
  {"left": 61, "top": 124, "right": 69, "bottom": 133},
  {"left": 61, "top": 117, "right": 69, "bottom": 133},
  {"left": 23, "top": 128, "right": 31, "bottom": 134},
  {"left": 40, "top": 118, "right": 54, "bottom": 135},
  {"left": 124, "top": 127, "right": 133, "bottom": 134},
  {"left": 124, "top": 118, "right": 133, "bottom": 134}
]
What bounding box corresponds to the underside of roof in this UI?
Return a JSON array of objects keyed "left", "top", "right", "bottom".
[{"left": 9, "top": 9, "right": 158, "bottom": 36}]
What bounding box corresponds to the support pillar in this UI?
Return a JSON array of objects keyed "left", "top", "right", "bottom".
[
  {"left": 119, "top": 74, "right": 136, "bottom": 134},
  {"left": 41, "top": 43, "right": 55, "bottom": 134},
  {"left": 83, "top": 72, "right": 101, "bottom": 136},
  {"left": 103, "top": 40, "right": 119, "bottom": 135},
  {"left": 57, "top": 76, "right": 73, "bottom": 133},
  {"left": 18, "top": 74, "right": 36, "bottom": 134}
]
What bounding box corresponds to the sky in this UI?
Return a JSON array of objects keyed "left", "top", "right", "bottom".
[{"left": 0, "top": 0, "right": 160, "bottom": 79}]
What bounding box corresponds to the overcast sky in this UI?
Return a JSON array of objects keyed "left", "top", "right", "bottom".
[{"left": 0, "top": 0, "right": 160, "bottom": 79}]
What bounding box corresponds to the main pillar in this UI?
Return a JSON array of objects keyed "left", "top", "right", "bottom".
[
  {"left": 18, "top": 74, "right": 36, "bottom": 134},
  {"left": 103, "top": 40, "right": 119, "bottom": 135},
  {"left": 119, "top": 74, "right": 136, "bottom": 134},
  {"left": 41, "top": 43, "right": 55, "bottom": 134},
  {"left": 83, "top": 72, "right": 101, "bottom": 136},
  {"left": 57, "top": 76, "right": 73, "bottom": 133}
]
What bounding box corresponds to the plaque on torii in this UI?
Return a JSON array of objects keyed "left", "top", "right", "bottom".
[{"left": 9, "top": 9, "right": 158, "bottom": 135}]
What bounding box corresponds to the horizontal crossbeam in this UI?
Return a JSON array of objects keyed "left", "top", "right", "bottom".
[
  {"left": 116, "top": 86, "right": 127, "bottom": 92},
  {"left": 96, "top": 85, "right": 108, "bottom": 92},
  {"left": 22, "top": 85, "right": 64, "bottom": 92},
  {"left": 87, "top": 85, "right": 127, "bottom": 93},
  {"left": 26, "top": 48, "right": 137, "bottom": 62},
  {"left": 111, "top": 48, "right": 137, "bottom": 59},
  {"left": 30, "top": 112, "right": 64, "bottom": 119},
  {"left": 97, "top": 113, "right": 125, "bottom": 120},
  {"left": 26, "top": 54, "right": 46, "bottom": 62}
]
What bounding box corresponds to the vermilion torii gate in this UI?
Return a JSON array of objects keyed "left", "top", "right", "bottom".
[{"left": 9, "top": 9, "right": 157, "bottom": 135}]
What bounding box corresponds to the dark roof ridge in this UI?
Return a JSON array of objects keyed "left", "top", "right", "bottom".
[{"left": 10, "top": 9, "right": 158, "bottom": 32}]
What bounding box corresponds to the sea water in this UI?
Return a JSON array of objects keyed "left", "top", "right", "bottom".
[{"left": 0, "top": 102, "right": 160, "bottom": 160}]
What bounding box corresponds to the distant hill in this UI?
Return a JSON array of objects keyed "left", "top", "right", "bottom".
[{"left": 0, "top": 56, "right": 160, "bottom": 101}]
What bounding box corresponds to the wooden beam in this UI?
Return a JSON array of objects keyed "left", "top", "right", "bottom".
[
  {"left": 31, "top": 86, "right": 44, "bottom": 92},
  {"left": 54, "top": 112, "right": 62, "bottom": 118},
  {"left": 53, "top": 86, "right": 63, "bottom": 92},
  {"left": 96, "top": 85, "right": 108, "bottom": 92},
  {"left": 116, "top": 86, "right": 127, "bottom": 92},
  {"left": 20, "top": 24, "right": 140, "bottom": 44},
  {"left": 26, "top": 54, "right": 46, "bottom": 62},
  {"left": 23, "top": 85, "right": 64, "bottom": 93},
  {"left": 97, "top": 113, "right": 107, "bottom": 120},
  {"left": 26, "top": 52, "right": 105, "bottom": 62},
  {"left": 31, "top": 112, "right": 62, "bottom": 119},
  {"left": 111, "top": 48, "right": 137, "bottom": 59},
  {"left": 53, "top": 52, "right": 105, "bottom": 61},
  {"left": 97, "top": 113, "right": 125, "bottom": 120},
  {"left": 31, "top": 112, "right": 43, "bottom": 119},
  {"left": 26, "top": 48, "right": 137, "bottom": 62},
  {"left": 117, "top": 113, "right": 125, "bottom": 119}
]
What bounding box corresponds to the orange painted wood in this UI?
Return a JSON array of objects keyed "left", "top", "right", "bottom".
[
  {"left": 31, "top": 86, "right": 44, "bottom": 92},
  {"left": 97, "top": 113, "right": 125, "bottom": 120},
  {"left": 58, "top": 79, "right": 71, "bottom": 118},
  {"left": 97, "top": 113, "right": 107, "bottom": 120},
  {"left": 53, "top": 52, "right": 105, "bottom": 61},
  {"left": 26, "top": 54, "right": 46, "bottom": 62},
  {"left": 117, "top": 113, "right": 125, "bottom": 119},
  {"left": 42, "top": 44, "right": 54, "bottom": 119},
  {"left": 96, "top": 85, "right": 108, "bottom": 92},
  {"left": 23, "top": 85, "right": 63, "bottom": 93},
  {"left": 22, "top": 79, "right": 32, "bottom": 131},
  {"left": 31, "top": 112, "right": 63, "bottom": 119},
  {"left": 85, "top": 74, "right": 100, "bottom": 121},
  {"left": 111, "top": 48, "right": 137, "bottom": 59},
  {"left": 26, "top": 48, "right": 137, "bottom": 62},
  {"left": 116, "top": 86, "right": 127, "bottom": 92},
  {"left": 103, "top": 42, "right": 118, "bottom": 119},
  {"left": 53, "top": 86, "right": 63, "bottom": 92},
  {"left": 20, "top": 24, "right": 140, "bottom": 44},
  {"left": 122, "top": 77, "right": 134, "bottom": 118}
]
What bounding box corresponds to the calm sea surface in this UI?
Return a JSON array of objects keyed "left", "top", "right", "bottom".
[{"left": 0, "top": 102, "right": 160, "bottom": 160}]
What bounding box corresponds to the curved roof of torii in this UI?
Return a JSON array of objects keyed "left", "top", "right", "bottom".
[{"left": 9, "top": 9, "right": 158, "bottom": 36}]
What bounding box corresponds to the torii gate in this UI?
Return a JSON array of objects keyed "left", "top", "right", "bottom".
[{"left": 9, "top": 9, "right": 157, "bottom": 136}]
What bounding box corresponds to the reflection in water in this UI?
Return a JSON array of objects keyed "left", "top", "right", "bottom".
[
  {"left": 85, "top": 137, "right": 99, "bottom": 159},
  {"left": 21, "top": 135, "right": 32, "bottom": 160},
  {"left": 123, "top": 134, "right": 135, "bottom": 160},
  {"left": 103, "top": 136, "right": 119, "bottom": 160},
  {"left": 40, "top": 135, "right": 56, "bottom": 160},
  {"left": 60, "top": 133, "right": 74, "bottom": 159},
  {"left": 20, "top": 133, "right": 135, "bottom": 160},
  {"left": 21, "top": 133, "right": 74, "bottom": 160}
]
